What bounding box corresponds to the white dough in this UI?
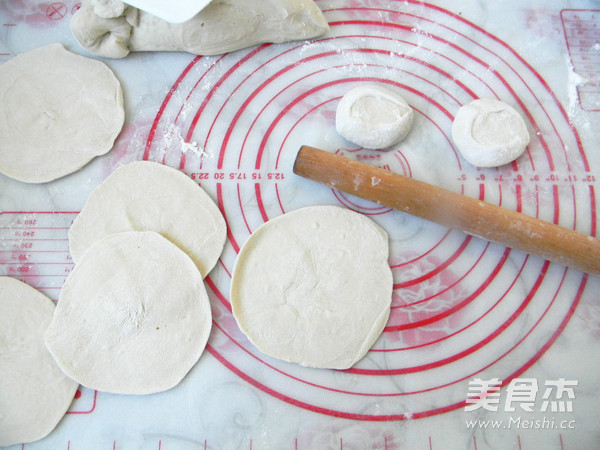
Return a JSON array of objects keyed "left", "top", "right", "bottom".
[
  {"left": 71, "top": 0, "right": 330, "bottom": 58},
  {"left": 231, "top": 206, "right": 393, "bottom": 370},
  {"left": 0, "top": 43, "right": 124, "bottom": 183},
  {"left": 0, "top": 277, "right": 79, "bottom": 447},
  {"left": 335, "top": 84, "right": 414, "bottom": 149},
  {"left": 44, "top": 231, "right": 212, "bottom": 395},
  {"left": 68, "top": 160, "right": 226, "bottom": 277},
  {"left": 451, "top": 98, "right": 530, "bottom": 167}
]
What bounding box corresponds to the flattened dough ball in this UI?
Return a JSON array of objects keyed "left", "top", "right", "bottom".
[
  {"left": 0, "top": 277, "right": 79, "bottom": 447},
  {"left": 451, "top": 98, "right": 530, "bottom": 167},
  {"left": 45, "top": 231, "right": 212, "bottom": 395},
  {"left": 231, "top": 206, "right": 393, "bottom": 370},
  {"left": 336, "top": 84, "right": 414, "bottom": 149},
  {"left": 68, "top": 160, "right": 226, "bottom": 277},
  {"left": 0, "top": 43, "right": 124, "bottom": 183}
]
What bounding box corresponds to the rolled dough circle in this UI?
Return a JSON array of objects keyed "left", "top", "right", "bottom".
[
  {"left": 68, "top": 160, "right": 227, "bottom": 278},
  {"left": 0, "top": 43, "right": 124, "bottom": 183},
  {"left": 451, "top": 98, "right": 530, "bottom": 167},
  {"left": 0, "top": 277, "right": 79, "bottom": 447},
  {"left": 231, "top": 206, "right": 393, "bottom": 370},
  {"left": 44, "top": 231, "right": 212, "bottom": 395},
  {"left": 335, "top": 84, "right": 414, "bottom": 149}
]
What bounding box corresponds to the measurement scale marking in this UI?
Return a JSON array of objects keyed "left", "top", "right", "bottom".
[
  {"left": 561, "top": 9, "right": 600, "bottom": 111},
  {"left": 0, "top": 212, "right": 77, "bottom": 298}
]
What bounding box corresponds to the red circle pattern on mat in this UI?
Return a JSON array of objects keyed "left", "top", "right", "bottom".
[{"left": 142, "top": 1, "right": 594, "bottom": 420}]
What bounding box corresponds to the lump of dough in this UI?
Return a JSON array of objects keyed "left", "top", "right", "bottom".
[
  {"left": 335, "top": 84, "right": 414, "bottom": 150},
  {"left": 68, "top": 160, "right": 226, "bottom": 278},
  {"left": 0, "top": 277, "right": 79, "bottom": 447},
  {"left": 451, "top": 98, "right": 530, "bottom": 167},
  {"left": 71, "top": 0, "right": 330, "bottom": 58},
  {"left": 44, "top": 231, "right": 212, "bottom": 395},
  {"left": 0, "top": 43, "right": 124, "bottom": 183},
  {"left": 231, "top": 205, "right": 393, "bottom": 370},
  {"left": 91, "top": 0, "right": 127, "bottom": 18}
]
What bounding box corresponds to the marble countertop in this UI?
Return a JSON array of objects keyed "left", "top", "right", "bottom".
[{"left": 1, "top": 1, "right": 599, "bottom": 449}]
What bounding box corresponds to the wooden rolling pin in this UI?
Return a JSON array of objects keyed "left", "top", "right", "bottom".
[{"left": 293, "top": 145, "right": 600, "bottom": 275}]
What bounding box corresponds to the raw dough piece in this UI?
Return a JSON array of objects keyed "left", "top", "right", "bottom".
[
  {"left": 71, "top": 0, "right": 330, "bottom": 58},
  {"left": 44, "top": 231, "right": 212, "bottom": 395},
  {"left": 0, "top": 43, "right": 124, "bottom": 183},
  {"left": 451, "top": 98, "right": 530, "bottom": 167},
  {"left": 336, "top": 84, "right": 414, "bottom": 149},
  {"left": 68, "top": 160, "right": 226, "bottom": 277},
  {"left": 231, "top": 206, "right": 393, "bottom": 370},
  {"left": 0, "top": 277, "right": 79, "bottom": 447}
]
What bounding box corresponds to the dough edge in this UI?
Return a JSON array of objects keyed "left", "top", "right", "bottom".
[
  {"left": 68, "top": 160, "right": 227, "bottom": 277},
  {"left": 0, "top": 43, "right": 124, "bottom": 183},
  {"left": 0, "top": 277, "right": 79, "bottom": 447},
  {"left": 45, "top": 231, "right": 213, "bottom": 395},
  {"left": 230, "top": 205, "right": 393, "bottom": 370}
]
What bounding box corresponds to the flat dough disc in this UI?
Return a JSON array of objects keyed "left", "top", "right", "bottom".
[
  {"left": 336, "top": 84, "right": 414, "bottom": 149},
  {"left": 44, "top": 231, "right": 212, "bottom": 395},
  {"left": 0, "top": 43, "right": 124, "bottom": 183},
  {"left": 231, "top": 206, "right": 393, "bottom": 370},
  {"left": 451, "top": 98, "right": 530, "bottom": 167},
  {"left": 0, "top": 277, "right": 79, "bottom": 447},
  {"left": 68, "top": 160, "right": 227, "bottom": 277}
]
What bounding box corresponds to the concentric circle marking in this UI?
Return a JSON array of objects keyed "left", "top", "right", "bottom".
[{"left": 142, "top": 0, "right": 593, "bottom": 420}]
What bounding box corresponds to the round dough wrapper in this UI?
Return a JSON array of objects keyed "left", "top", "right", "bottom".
[
  {"left": 0, "top": 43, "right": 124, "bottom": 183},
  {"left": 451, "top": 98, "right": 530, "bottom": 167},
  {"left": 44, "top": 231, "right": 212, "bottom": 395},
  {"left": 336, "top": 84, "right": 414, "bottom": 149},
  {"left": 231, "top": 205, "right": 393, "bottom": 370},
  {"left": 68, "top": 160, "right": 226, "bottom": 278},
  {"left": 0, "top": 277, "right": 79, "bottom": 447}
]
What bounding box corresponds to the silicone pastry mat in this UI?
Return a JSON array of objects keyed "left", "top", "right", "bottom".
[{"left": 0, "top": 1, "right": 599, "bottom": 449}]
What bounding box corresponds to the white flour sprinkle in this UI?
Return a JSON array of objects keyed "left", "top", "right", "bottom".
[{"left": 164, "top": 124, "right": 209, "bottom": 158}]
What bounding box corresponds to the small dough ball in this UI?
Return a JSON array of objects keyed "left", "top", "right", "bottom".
[
  {"left": 451, "top": 98, "right": 530, "bottom": 167},
  {"left": 335, "top": 84, "right": 414, "bottom": 149},
  {"left": 44, "top": 231, "right": 212, "bottom": 395},
  {"left": 0, "top": 277, "right": 79, "bottom": 447},
  {"left": 68, "top": 160, "right": 227, "bottom": 278},
  {"left": 0, "top": 43, "right": 124, "bottom": 183},
  {"left": 231, "top": 206, "right": 393, "bottom": 370}
]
